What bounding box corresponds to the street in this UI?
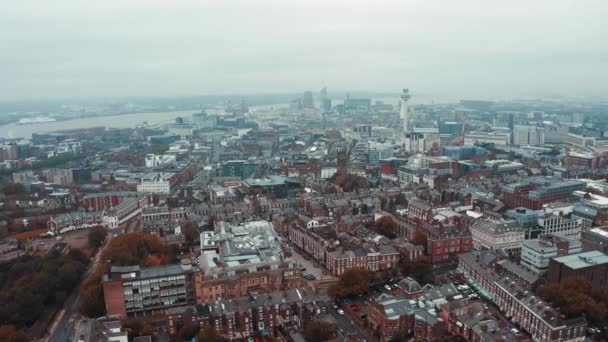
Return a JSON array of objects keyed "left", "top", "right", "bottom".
[
  {"left": 46, "top": 220, "right": 133, "bottom": 342},
  {"left": 327, "top": 303, "right": 375, "bottom": 341},
  {"left": 286, "top": 242, "right": 337, "bottom": 283}
]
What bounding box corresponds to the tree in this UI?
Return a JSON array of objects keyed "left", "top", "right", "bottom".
[
  {"left": 400, "top": 256, "right": 434, "bottom": 284},
  {"left": 0, "top": 325, "right": 28, "bottom": 342},
  {"left": 0, "top": 183, "right": 25, "bottom": 196},
  {"left": 196, "top": 326, "right": 226, "bottom": 342},
  {"left": 388, "top": 335, "right": 412, "bottom": 342},
  {"left": 395, "top": 193, "right": 408, "bottom": 206},
  {"left": 68, "top": 249, "right": 90, "bottom": 265},
  {"left": 542, "top": 277, "right": 608, "bottom": 324},
  {"left": 0, "top": 253, "right": 87, "bottom": 327},
  {"left": 369, "top": 216, "right": 398, "bottom": 239},
  {"left": 80, "top": 269, "right": 106, "bottom": 317},
  {"left": 332, "top": 174, "right": 368, "bottom": 192},
  {"left": 440, "top": 334, "right": 467, "bottom": 342},
  {"left": 303, "top": 320, "right": 335, "bottom": 342},
  {"left": 328, "top": 267, "right": 369, "bottom": 299},
  {"left": 410, "top": 230, "right": 427, "bottom": 247},
  {"left": 88, "top": 226, "right": 107, "bottom": 248},
  {"left": 81, "top": 233, "right": 171, "bottom": 317},
  {"left": 100, "top": 232, "right": 170, "bottom": 267},
  {"left": 181, "top": 221, "right": 199, "bottom": 246}
]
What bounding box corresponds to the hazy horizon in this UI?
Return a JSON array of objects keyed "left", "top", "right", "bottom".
[{"left": 2, "top": 0, "right": 607, "bottom": 102}]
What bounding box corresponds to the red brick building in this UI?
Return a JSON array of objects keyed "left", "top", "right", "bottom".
[
  {"left": 81, "top": 191, "right": 148, "bottom": 211},
  {"left": 165, "top": 288, "right": 325, "bottom": 340},
  {"left": 425, "top": 223, "right": 473, "bottom": 264},
  {"left": 547, "top": 251, "right": 608, "bottom": 288}
]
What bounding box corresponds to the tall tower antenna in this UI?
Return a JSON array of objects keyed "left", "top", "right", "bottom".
[{"left": 400, "top": 89, "right": 411, "bottom": 133}]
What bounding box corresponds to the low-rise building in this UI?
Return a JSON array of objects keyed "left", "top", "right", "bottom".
[
  {"left": 538, "top": 203, "right": 582, "bottom": 239},
  {"left": 102, "top": 261, "right": 202, "bottom": 319},
  {"left": 459, "top": 252, "right": 587, "bottom": 342},
  {"left": 470, "top": 219, "right": 525, "bottom": 255},
  {"left": 547, "top": 251, "right": 608, "bottom": 288},
  {"left": 47, "top": 211, "right": 104, "bottom": 234},
  {"left": 165, "top": 288, "right": 325, "bottom": 340},
  {"left": 580, "top": 227, "right": 608, "bottom": 253},
  {"left": 137, "top": 172, "right": 176, "bottom": 194},
  {"left": 520, "top": 234, "right": 582, "bottom": 274},
  {"left": 198, "top": 221, "right": 302, "bottom": 302}
]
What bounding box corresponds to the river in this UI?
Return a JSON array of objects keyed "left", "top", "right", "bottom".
[{"left": 0, "top": 110, "right": 200, "bottom": 139}]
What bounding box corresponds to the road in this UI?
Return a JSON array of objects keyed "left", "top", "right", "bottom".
[
  {"left": 327, "top": 305, "right": 375, "bottom": 342},
  {"left": 286, "top": 242, "right": 337, "bottom": 283},
  {"left": 47, "top": 226, "right": 123, "bottom": 342}
]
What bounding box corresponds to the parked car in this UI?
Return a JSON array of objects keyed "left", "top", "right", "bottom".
[
  {"left": 337, "top": 309, "right": 345, "bottom": 315},
  {"left": 350, "top": 304, "right": 361, "bottom": 311},
  {"left": 384, "top": 284, "right": 392, "bottom": 291},
  {"left": 304, "top": 274, "right": 316, "bottom": 280}
]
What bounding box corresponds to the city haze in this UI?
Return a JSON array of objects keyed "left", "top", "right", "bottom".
[{"left": 1, "top": 0, "right": 607, "bottom": 101}]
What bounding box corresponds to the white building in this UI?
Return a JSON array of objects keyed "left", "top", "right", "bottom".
[
  {"left": 520, "top": 234, "right": 582, "bottom": 274},
  {"left": 512, "top": 125, "right": 545, "bottom": 146},
  {"left": 464, "top": 131, "right": 510, "bottom": 146},
  {"left": 371, "top": 126, "right": 394, "bottom": 141},
  {"left": 136, "top": 172, "right": 175, "bottom": 194},
  {"left": 144, "top": 154, "right": 177, "bottom": 168},
  {"left": 538, "top": 203, "right": 582, "bottom": 238},
  {"left": 321, "top": 165, "right": 338, "bottom": 179},
  {"left": 403, "top": 131, "right": 440, "bottom": 153},
  {"left": 56, "top": 140, "right": 82, "bottom": 154},
  {"left": 469, "top": 219, "right": 525, "bottom": 255}
]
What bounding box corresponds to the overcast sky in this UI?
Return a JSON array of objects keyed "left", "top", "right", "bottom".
[{"left": 1, "top": 0, "right": 607, "bottom": 102}]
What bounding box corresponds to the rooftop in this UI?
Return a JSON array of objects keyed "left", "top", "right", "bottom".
[{"left": 552, "top": 251, "right": 608, "bottom": 269}]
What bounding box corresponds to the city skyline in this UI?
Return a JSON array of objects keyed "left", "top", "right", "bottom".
[{"left": 2, "top": 0, "right": 608, "bottom": 101}]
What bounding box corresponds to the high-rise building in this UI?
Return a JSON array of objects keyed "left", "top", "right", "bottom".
[
  {"left": 400, "top": 89, "right": 411, "bottom": 132},
  {"left": 512, "top": 125, "right": 545, "bottom": 146},
  {"left": 302, "top": 91, "right": 314, "bottom": 108},
  {"left": 320, "top": 87, "right": 332, "bottom": 112}
]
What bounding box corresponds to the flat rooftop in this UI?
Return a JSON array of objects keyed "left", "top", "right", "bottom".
[{"left": 552, "top": 251, "right": 608, "bottom": 269}]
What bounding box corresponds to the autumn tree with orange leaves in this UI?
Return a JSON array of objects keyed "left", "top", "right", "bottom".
[
  {"left": 542, "top": 277, "right": 608, "bottom": 324},
  {"left": 80, "top": 233, "right": 170, "bottom": 317}
]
